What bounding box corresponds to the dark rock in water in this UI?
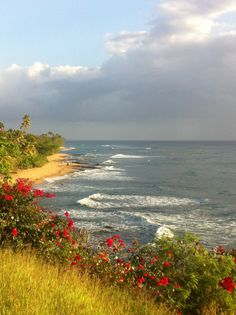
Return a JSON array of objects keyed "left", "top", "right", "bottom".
[{"left": 104, "top": 225, "right": 113, "bottom": 229}]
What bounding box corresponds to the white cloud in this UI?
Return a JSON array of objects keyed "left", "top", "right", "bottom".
[
  {"left": 1, "top": 0, "right": 236, "bottom": 139},
  {"left": 105, "top": 31, "right": 148, "bottom": 54}
]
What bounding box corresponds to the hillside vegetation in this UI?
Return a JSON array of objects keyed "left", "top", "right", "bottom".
[
  {"left": 0, "top": 115, "right": 63, "bottom": 178},
  {"left": 0, "top": 249, "right": 169, "bottom": 315},
  {"left": 0, "top": 121, "right": 235, "bottom": 314},
  {"left": 0, "top": 179, "right": 235, "bottom": 314}
]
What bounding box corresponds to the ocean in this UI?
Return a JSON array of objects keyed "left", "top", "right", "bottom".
[{"left": 39, "top": 141, "right": 236, "bottom": 248}]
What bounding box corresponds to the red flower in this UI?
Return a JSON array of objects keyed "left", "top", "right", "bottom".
[
  {"left": 33, "top": 189, "right": 44, "bottom": 197},
  {"left": 2, "top": 183, "right": 11, "bottom": 193},
  {"left": 62, "top": 229, "right": 72, "bottom": 242},
  {"left": 68, "top": 218, "right": 74, "bottom": 229},
  {"left": 219, "top": 277, "right": 235, "bottom": 293},
  {"left": 16, "top": 178, "right": 32, "bottom": 196},
  {"left": 65, "top": 211, "right": 69, "bottom": 217},
  {"left": 117, "top": 258, "right": 123, "bottom": 263},
  {"left": 75, "top": 255, "right": 81, "bottom": 261},
  {"left": 234, "top": 257, "right": 236, "bottom": 264},
  {"left": 4, "top": 195, "right": 13, "bottom": 201},
  {"left": 55, "top": 230, "right": 60, "bottom": 237},
  {"left": 63, "top": 229, "right": 69, "bottom": 237},
  {"left": 163, "top": 261, "right": 171, "bottom": 268},
  {"left": 71, "top": 261, "right": 77, "bottom": 266},
  {"left": 137, "top": 277, "right": 145, "bottom": 288},
  {"left": 11, "top": 228, "right": 18, "bottom": 237},
  {"left": 157, "top": 276, "right": 169, "bottom": 286},
  {"left": 118, "top": 239, "right": 125, "bottom": 247},
  {"left": 138, "top": 264, "right": 144, "bottom": 270},
  {"left": 106, "top": 238, "right": 114, "bottom": 247},
  {"left": 51, "top": 223, "right": 55, "bottom": 228},
  {"left": 150, "top": 256, "right": 158, "bottom": 264}
]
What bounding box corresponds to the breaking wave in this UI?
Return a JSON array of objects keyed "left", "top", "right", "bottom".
[{"left": 78, "top": 193, "right": 198, "bottom": 209}]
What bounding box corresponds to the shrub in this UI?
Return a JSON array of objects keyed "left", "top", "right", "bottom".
[
  {"left": 0, "top": 178, "right": 235, "bottom": 314},
  {"left": 0, "top": 178, "right": 88, "bottom": 264}
]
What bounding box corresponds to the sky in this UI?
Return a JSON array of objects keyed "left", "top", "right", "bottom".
[{"left": 1, "top": 0, "right": 236, "bottom": 140}]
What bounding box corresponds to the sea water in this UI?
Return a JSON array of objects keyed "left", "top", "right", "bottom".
[{"left": 39, "top": 141, "right": 236, "bottom": 248}]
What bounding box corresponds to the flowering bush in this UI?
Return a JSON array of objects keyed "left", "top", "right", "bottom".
[
  {"left": 82, "top": 234, "right": 236, "bottom": 314},
  {"left": 0, "top": 178, "right": 236, "bottom": 314},
  {"left": 0, "top": 178, "right": 88, "bottom": 263}
]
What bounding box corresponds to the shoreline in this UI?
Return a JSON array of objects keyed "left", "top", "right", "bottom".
[{"left": 11, "top": 153, "right": 79, "bottom": 184}]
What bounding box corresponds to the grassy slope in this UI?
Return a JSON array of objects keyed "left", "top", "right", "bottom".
[{"left": 0, "top": 250, "right": 170, "bottom": 315}]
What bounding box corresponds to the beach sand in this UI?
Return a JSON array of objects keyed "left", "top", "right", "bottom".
[{"left": 11, "top": 153, "right": 79, "bottom": 184}]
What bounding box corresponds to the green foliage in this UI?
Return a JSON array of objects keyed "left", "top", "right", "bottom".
[
  {"left": 0, "top": 117, "right": 64, "bottom": 178},
  {"left": 0, "top": 179, "right": 88, "bottom": 264},
  {"left": 0, "top": 178, "right": 235, "bottom": 314}
]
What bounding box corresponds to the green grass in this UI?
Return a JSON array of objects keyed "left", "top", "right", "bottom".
[{"left": 0, "top": 250, "right": 170, "bottom": 315}]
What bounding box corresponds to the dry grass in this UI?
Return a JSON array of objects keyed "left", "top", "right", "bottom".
[{"left": 0, "top": 250, "right": 171, "bottom": 315}]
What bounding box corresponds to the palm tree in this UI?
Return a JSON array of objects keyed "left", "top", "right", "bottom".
[
  {"left": 20, "top": 114, "right": 31, "bottom": 132},
  {"left": 0, "top": 122, "right": 5, "bottom": 132}
]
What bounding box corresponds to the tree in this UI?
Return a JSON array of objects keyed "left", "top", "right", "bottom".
[
  {"left": 20, "top": 114, "right": 31, "bottom": 132},
  {"left": 0, "top": 122, "right": 5, "bottom": 132}
]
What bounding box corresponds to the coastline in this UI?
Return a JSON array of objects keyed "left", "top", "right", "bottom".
[{"left": 11, "top": 153, "right": 79, "bottom": 184}]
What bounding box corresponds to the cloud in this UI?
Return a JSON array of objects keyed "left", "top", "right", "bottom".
[
  {"left": 105, "top": 31, "right": 148, "bottom": 54},
  {"left": 1, "top": 0, "right": 236, "bottom": 139}
]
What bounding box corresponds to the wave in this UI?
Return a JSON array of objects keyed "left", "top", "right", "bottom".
[
  {"left": 102, "top": 159, "right": 115, "bottom": 165},
  {"left": 75, "top": 167, "right": 131, "bottom": 181},
  {"left": 111, "top": 154, "right": 146, "bottom": 159},
  {"left": 61, "top": 146, "right": 76, "bottom": 151},
  {"left": 44, "top": 174, "right": 69, "bottom": 183},
  {"left": 58, "top": 209, "right": 141, "bottom": 232},
  {"left": 77, "top": 193, "right": 198, "bottom": 209}
]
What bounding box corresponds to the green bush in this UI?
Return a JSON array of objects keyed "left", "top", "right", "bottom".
[
  {"left": 0, "top": 179, "right": 88, "bottom": 264},
  {"left": 0, "top": 118, "right": 64, "bottom": 178},
  {"left": 0, "top": 178, "right": 235, "bottom": 314}
]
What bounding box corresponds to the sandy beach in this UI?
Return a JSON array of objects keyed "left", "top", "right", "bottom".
[{"left": 11, "top": 153, "right": 78, "bottom": 184}]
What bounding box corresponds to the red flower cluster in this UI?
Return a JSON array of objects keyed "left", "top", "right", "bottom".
[
  {"left": 4, "top": 195, "right": 13, "bottom": 201},
  {"left": 163, "top": 261, "right": 171, "bottom": 268},
  {"left": 219, "top": 277, "right": 235, "bottom": 294},
  {"left": 137, "top": 277, "right": 145, "bottom": 287},
  {"left": 157, "top": 276, "right": 169, "bottom": 286},
  {"left": 33, "top": 189, "right": 44, "bottom": 197},
  {"left": 106, "top": 238, "right": 114, "bottom": 247},
  {"left": 15, "top": 178, "right": 32, "bottom": 196}
]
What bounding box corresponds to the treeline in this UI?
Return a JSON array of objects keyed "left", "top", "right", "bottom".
[{"left": 0, "top": 115, "right": 64, "bottom": 178}]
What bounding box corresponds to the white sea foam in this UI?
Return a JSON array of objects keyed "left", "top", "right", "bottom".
[
  {"left": 111, "top": 154, "right": 146, "bottom": 159},
  {"left": 44, "top": 174, "right": 70, "bottom": 183},
  {"left": 77, "top": 193, "right": 197, "bottom": 209},
  {"left": 102, "top": 159, "right": 115, "bottom": 165},
  {"left": 61, "top": 146, "right": 76, "bottom": 151},
  {"left": 155, "top": 226, "right": 174, "bottom": 239},
  {"left": 59, "top": 209, "right": 141, "bottom": 232},
  {"left": 76, "top": 167, "right": 130, "bottom": 181}
]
